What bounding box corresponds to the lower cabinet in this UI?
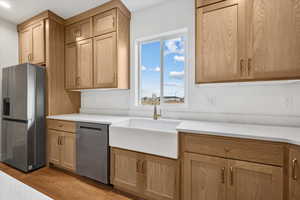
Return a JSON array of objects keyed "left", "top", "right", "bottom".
[
  {"left": 48, "top": 129, "right": 76, "bottom": 172},
  {"left": 183, "top": 152, "right": 283, "bottom": 200},
  {"left": 289, "top": 148, "right": 300, "bottom": 200},
  {"left": 111, "top": 148, "right": 179, "bottom": 200}
]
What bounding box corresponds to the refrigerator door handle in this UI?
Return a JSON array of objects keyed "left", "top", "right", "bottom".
[{"left": 3, "top": 97, "right": 10, "bottom": 116}]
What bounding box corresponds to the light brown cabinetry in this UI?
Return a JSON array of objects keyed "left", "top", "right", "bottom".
[
  {"left": 196, "top": 0, "right": 300, "bottom": 83},
  {"left": 65, "top": 39, "right": 93, "bottom": 89},
  {"left": 19, "top": 20, "right": 45, "bottom": 64},
  {"left": 64, "top": 5, "right": 130, "bottom": 90},
  {"left": 93, "top": 9, "right": 117, "bottom": 36},
  {"left": 93, "top": 32, "right": 117, "bottom": 88},
  {"left": 183, "top": 153, "right": 226, "bottom": 200},
  {"left": 65, "top": 18, "right": 92, "bottom": 44},
  {"left": 245, "top": 0, "right": 300, "bottom": 80},
  {"left": 196, "top": 0, "right": 244, "bottom": 83},
  {"left": 289, "top": 148, "right": 300, "bottom": 200},
  {"left": 111, "top": 148, "right": 179, "bottom": 200},
  {"left": 47, "top": 120, "right": 76, "bottom": 172},
  {"left": 18, "top": 11, "right": 81, "bottom": 116},
  {"left": 181, "top": 133, "right": 284, "bottom": 200},
  {"left": 227, "top": 160, "right": 283, "bottom": 200}
]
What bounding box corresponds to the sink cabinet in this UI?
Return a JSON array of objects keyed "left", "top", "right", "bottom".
[
  {"left": 47, "top": 120, "right": 76, "bottom": 172},
  {"left": 111, "top": 148, "right": 180, "bottom": 200},
  {"left": 181, "top": 133, "right": 284, "bottom": 200}
]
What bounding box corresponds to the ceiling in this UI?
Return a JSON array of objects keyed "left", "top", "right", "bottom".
[{"left": 0, "top": 0, "right": 169, "bottom": 24}]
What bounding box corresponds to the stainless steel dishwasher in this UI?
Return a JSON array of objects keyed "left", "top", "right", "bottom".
[{"left": 76, "top": 122, "right": 109, "bottom": 184}]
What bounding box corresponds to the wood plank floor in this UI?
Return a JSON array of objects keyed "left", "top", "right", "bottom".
[{"left": 0, "top": 162, "right": 135, "bottom": 200}]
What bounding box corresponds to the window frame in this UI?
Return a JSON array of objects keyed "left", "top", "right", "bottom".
[{"left": 135, "top": 29, "right": 189, "bottom": 108}]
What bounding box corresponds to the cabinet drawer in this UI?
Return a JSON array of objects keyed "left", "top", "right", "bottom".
[
  {"left": 181, "top": 133, "right": 285, "bottom": 166},
  {"left": 196, "top": 0, "right": 227, "bottom": 8},
  {"left": 47, "top": 120, "right": 76, "bottom": 133}
]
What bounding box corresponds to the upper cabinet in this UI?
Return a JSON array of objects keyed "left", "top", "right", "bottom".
[
  {"left": 65, "top": 4, "right": 130, "bottom": 90},
  {"left": 65, "top": 18, "right": 92, "bottom": 44},
  {"left": 18, "top": 11, "right": 81, "bottom": 116},
  {"left": 93, "top": 9, "right": 117, "bottom": 37},
  {"left": 196, "top": 0, "right": 300, "bottom": 83},
  {"left": 19, "top": 20, "right": 45, "bottom": 65}
]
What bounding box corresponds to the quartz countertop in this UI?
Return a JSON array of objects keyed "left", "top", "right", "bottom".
[
  {"left": 47, "top": 113, "right": 300, "bottom": 146},
  {"left": 0, "top": 171, "right": 52, "bottom": 200},
  {"left": 47, "top": 114, "right": 129, "bottom": 125},
  {"left": 177, "top": 120, "right": 300, "bottom": 145}
]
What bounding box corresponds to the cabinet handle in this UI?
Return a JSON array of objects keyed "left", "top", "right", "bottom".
[
  {"left": 136, "top": 160, "right": 140, "bottom": 173},
  {"left": 230, "top": 167, "right": 234, "bottom": 186},
  {"left": 57, "top": 136, "right": 60, "bottom": 145},
  {"left": 221, "top": 167, "right": 225, "bottom": 184},
  {"left": 248, "top": 58, "right": 252, "bottom": 76},
  {"left": 141, "top": 160, "right": 146, "bottom": 174},
  {"left": 240, "top": 59, "right": 244, "bottom": 76},
  {"left": 292, "top": 159, "right": 298, "bottom": 180}
]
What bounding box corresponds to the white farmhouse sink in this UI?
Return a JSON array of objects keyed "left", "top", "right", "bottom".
[{"left": 109, "top": 118, "right": 181, "bottom": 159}]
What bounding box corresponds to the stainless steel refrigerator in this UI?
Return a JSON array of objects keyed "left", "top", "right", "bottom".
[{"left": 1, "top": 63, "right": 45, "bottom": 172}]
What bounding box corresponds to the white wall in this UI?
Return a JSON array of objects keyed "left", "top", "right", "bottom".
[
  {"left": 81, "top": 0, "right": 300, "bottom": 126},
  {"left": 0, "top": 18, "right": 19, "bottom": 160}
]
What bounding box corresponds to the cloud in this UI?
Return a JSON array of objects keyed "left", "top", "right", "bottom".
[
  {"left": 141, "top": 66, "right": 147, "bottom": 71},
  {"left": 169, "top": 71, "right": 184, "bottom": 80},
  {"left": 174, "top": 55, "right": 185, "bottom": 62},
  {"left": 164, "top": 38, "right": 184, "bottom": 55},
  {"left": 154, "top": 67, "right": 160, "bottom": 72}
]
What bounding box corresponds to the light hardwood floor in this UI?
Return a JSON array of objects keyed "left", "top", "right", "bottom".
[{"left": 0, "top": 162, "right": 135, "bottom": 200}]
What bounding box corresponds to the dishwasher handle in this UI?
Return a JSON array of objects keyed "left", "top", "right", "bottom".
[{"left": 79, "top": 126, "right": 103, "bottom": 131}]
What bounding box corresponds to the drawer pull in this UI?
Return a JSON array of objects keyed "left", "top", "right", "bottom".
[
  {"left": 221, "top": 167, "right": 225, "bottom": 184},
  {"left": 230, "top": 167, "right": 234, "bottom": 186},
  {"left": 292, "top": 159, "right": 298, "bottom": 180}
]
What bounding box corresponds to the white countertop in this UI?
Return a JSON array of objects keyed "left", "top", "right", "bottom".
[
  {"left": 47, "top": 113, "right": 300, "bottom": 146},
  {"left": 0, "top": 171, "right": 52, "bottom": 200},
  {"left": 177, "top": 120, "right": 300, "bottom": 145},
  {"left": 47, "top": 114, "right": 129, "bottom": 125}
]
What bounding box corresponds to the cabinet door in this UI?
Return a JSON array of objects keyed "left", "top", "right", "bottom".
[
  {"left": 93, "top": 9, "right": 117, "bottom": 37},
  {"left": 31, "top": 21, "right": 45, "bottom": 64},
  {"left": 183, "top": 153, "right": 227, "bottom": 200},
  {"left": 289, "top": 148, "right": 300, "bottom": 200},
  {"left": 65, "top": 43, "right": 78, "bottom": 89},
  {"left": 227, "top": 160, "right": 283, "bottom": 200},
  {"left": 196, "top": 0, "right": 246, "bottom": 83},
  {"left": 48, "top": 130, "right": 61, "bottom": 166},
  {"left": 93, "top": 32, "right": 117, "bottom": 88},
  {"left": 65, "top": 24, "right": 79, "bottom": 44},
  {"left": 60, "top": 132, "right": 76, "bottom": 172},
  {"left": 143, "top": 155, "right": 179, "bottom": 200},
  {"left": 77, "top": 39, "right": 93, "bottom": 89},
  {"left": 246, "top": 0, "right": 300, "bottom": 79},
  {"left": 111, "top": 148, "right": 142, "bottom": 194},
  {"left": 19, "top": 27, "right": 32, "bottom": 64}
]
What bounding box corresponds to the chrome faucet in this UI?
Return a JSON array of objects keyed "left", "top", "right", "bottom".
[{"left": 151, "top": 94, "right": 161, "bottom": 120}]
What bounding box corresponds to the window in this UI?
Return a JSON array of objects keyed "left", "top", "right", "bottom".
[{"left": 138, "top": 32, "right": 187, "bottom": 106}]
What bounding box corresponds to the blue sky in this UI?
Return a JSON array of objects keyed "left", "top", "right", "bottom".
[{"left": 140, "top": 37, "right": 185, "bottom": 99}]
